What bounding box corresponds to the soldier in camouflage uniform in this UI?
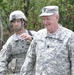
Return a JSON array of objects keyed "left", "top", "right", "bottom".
[
  {"left": 20, "top": 6, "right": 74, "bottom": 75},
  {"left": 0, "top": 10, "right": 36, "bottom": 75}
]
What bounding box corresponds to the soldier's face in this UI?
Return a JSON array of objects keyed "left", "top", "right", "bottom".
[
  {"left": 12, "top": 19, "right": 23, "bottom": 32},
  {"left": 42, "top": 14, "right": 59, "bottom": 33}
]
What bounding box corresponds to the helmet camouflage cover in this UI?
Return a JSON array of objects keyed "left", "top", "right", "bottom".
[{"left": 9, "top": 10, "right": 27, "bottom": 22}]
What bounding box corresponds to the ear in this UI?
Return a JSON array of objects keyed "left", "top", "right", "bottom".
[
  {"left": 21, "top": 20, "right": 25, "bottom": 25},
  {"left": 56, "top": 14, "right": 59, "bottom": 18},
  {"left": 56, "top": 14, "right": 59, "bottom": 21}
]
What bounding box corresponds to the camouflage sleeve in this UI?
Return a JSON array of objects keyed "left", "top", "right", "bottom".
[
  {"left": 67, "top": 33, "right": 74, "bottom": 75},
  {"left": 0, "top": 44, "right": 11, "bottom": 75},
  {"left": 20, "top": 39, "right": 36, "bottom": 75}
]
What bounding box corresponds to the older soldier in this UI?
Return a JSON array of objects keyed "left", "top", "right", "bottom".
[
  {"left": 0, "top": 10, "right": 36, "bottom": 75},
  {"left": 20, "top": 6, "right": 74, "bottom": 75}
]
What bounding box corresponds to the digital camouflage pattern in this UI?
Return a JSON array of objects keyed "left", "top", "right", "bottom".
[
  {"left": 0, "top": 30, "right": 36, "bottom": 75},
  {"left": 20, "top": 26, "right": 74, "bottom": 75}
]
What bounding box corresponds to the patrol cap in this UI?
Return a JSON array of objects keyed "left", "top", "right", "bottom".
[
  {"left": 9, "top": 10, "right": 27, "bottom": 22},
  {"left": 39, "top": 6, "right": 59, "bottom": 16}
]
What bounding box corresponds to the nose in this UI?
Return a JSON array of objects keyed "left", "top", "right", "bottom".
[{"left": 14, "top": 21, "right": 18, "bottom": 25}]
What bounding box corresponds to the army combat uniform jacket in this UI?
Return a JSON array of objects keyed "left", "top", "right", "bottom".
[
  {"left": 20, "top": 26, "right": 74, "bottom": 75},
  {"left": 0, "top": 30, "right": 36, "bottom": 75}
]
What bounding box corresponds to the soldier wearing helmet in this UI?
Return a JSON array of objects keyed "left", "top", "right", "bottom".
[
  {"left": 9, "top": 10, "right": 28, "bottom": 32},
  {"left": 0, "top": 10, "right": 36, "bottom": 75}
]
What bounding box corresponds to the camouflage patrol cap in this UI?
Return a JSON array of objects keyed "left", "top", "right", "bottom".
[{"left": 39, "top": 6, "right": 59, "bottom": 16}]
